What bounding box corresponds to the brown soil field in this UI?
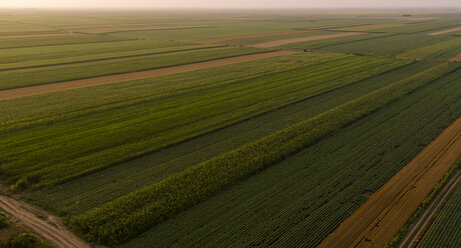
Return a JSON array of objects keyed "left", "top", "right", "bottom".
[
  {"left": 0, "top": 33, "right": 78, "bottom": 39},
  {"left": 250, "top": 32, "right": 365, "bottom": 48},
  {"left": 0, "top": 195, "right": 91, "bottom": 248},
  {"left": 449, "top": 53, "right": 461, "bottom": 62},
  {"left": 196, "top": 30, "right": 315, "bottom": 44},
  {"left": 318, "top": 117, "right": 461, "bottom": 248},
  {"left": 71, "top": 25, "right": 207, "bottom": 34},
  {"left": 0, "top": 50, "right": 296, "bottom": 101},
  {"left": 428, "top": 26, "right": 461, "bottom": 35}
]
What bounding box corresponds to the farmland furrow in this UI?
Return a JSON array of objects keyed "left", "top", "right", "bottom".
[
  {"left": 120, "top": 60, "right": 461, "bottom": 248},
  {"left": 31, "top": 61, "right": 427, "bottom": 215},
  {"left": 0, "top": 50, "right": 294, "bottom": 100},
  {"left": 318, "top": 118, "right": 461, "bottom": 248}
]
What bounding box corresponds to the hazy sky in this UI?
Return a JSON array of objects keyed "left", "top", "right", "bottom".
[{"left": 1, "top": 0, "right": 460, "bottom": 9}]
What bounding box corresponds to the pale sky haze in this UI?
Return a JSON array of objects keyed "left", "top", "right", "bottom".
[{"left": 1, "top": 0, "right": 460, "bottom": 9}]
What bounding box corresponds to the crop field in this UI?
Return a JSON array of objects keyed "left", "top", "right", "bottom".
[
  {"left": 417, "top": 181, "right": 461, "bottom": 248},
  {"left": 0, "top": 8, "right": 460, "bottom": 248}
]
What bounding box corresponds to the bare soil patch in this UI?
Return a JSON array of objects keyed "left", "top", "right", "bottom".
[
  {"left": 449, "top": 53, "right": 461, "bottom": 62},
  {"left": 72, "top": 25, "right": 207, "bottom": 34},
  {"left": 318, "top": 117, "right": 461, "bottom": 248},
  {"left": 0, "top": 50, "right": 296, "bottom": 101},
  {"left": 250, "top": 32, "right": 365, "bottom": 48},
  {"left": 0, "top": 195, "right": 92, "bottom": 248},
  {"left": 428, "top": 27, "right": 461, "bottom": 36}
]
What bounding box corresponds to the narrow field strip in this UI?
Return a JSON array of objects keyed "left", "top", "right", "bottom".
[
  {"left": 0, "top": 195, "right": 90, "bottom": 248},
  {"left": 428, "top": 26, "right": 461, "bottom": 35},
  {"left": 0, "top": 33, "right": 78, "bottom": 39},
  {"left": 0, "top": 50, "right": 295, "bottom": 101},
  {"left": 0, "top": 45, "right": 221, "bottom": 72},
  {"left": 318, "top": 117, "right": 461, "bottom": 248},
  {"left": 250, "top": 32, "right": 365, "bottom": 48},
  {"left": 196, "top": 30, "right": 315, "bottom": 44},
  {"left": 72, "top": 25, "right": 209, "bottom": 34}
]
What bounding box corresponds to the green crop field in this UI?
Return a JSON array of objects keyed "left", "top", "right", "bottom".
[
  {"left": 417, "top": 180, "right": 461, "bottom": 248},
  {"left": 0, "top": 8, "right": 460, "bottom": 248}
]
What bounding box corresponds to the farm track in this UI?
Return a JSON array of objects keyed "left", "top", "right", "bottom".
[
  {"left": 0, "top": 195, "right": 91, "bottom": 248},
  {"left": 318, "top": 116, "right": 461, "bottom": 248},
  {"left": 250, "top": 32, "right": 365, "bottom": 48},
  {"left": 0, "top": 50, "right": 295, "bottom": 101},
  {"left": 428, "top": 26, "right": 461, "bottom": 35},
  {"left": 398, "top": 170, "right": 461, "bottom": 248}
]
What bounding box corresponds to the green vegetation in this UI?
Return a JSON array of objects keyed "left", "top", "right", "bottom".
[
  {"left": 1, "top": 54, "right": 407, "bottom": 188},
  {"left": 417, "top": 181, "right": 461, "bottom": 248},
  {"left": 1, "top": 10, "right": 461, "bottom": 248},
  {"left": 2, "top": 231, "right": 50, "bottom": 248},
  {"left": 70, "top": 63, "right": 458, "bottom": 245},
  {"left": 122, "top": 64, "right": 461, "bottom": 248},
  {"left": 0, "top": 212, "right": 9, "bottom": 229},
  {"left": 0, "top": 46, "right": 267, "bottom": 89},
  {"left": 0, "top": 34, "right": 134, "bottom": 49},
  {"left": 387, "top": 159, "right": 461, "bottom": 247},
  {"left": 31, "top": 61, "right": 434, "bottom": 216},
  {"left": 398, "top": 37, "right": 461, "bottom": 60}
]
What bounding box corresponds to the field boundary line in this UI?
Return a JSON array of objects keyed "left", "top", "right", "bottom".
[
  {"left": 0, "top": 50, "right": 296, "bottom": 101},
  {"left": 398, "top": 170, "right": 460, "bottom": 248},
  {"left": 318, "top": 116, "right": 461, "bottom": 248},
  {"left": 250, "top": 32, "right": 365, "bottom": 48},
  {"left": 0, "top": 45, "right": 225, "bottom": 72},
  {"left": 427, "top": 26, "right": 461, "bottom": 36}
]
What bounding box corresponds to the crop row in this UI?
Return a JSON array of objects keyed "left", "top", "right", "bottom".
[
  {"left": 0, "top": 39, "right": 194, "bottom": 64},
  {"left": 30, "top": 61, "right": 432, "bottom": 216},
  {"left": 319, "top": 33, "right": 453, "bottom": 57},
  {"left": 0, "top": 33, "right": 134, "bottom": 49},
  {"left": 121, "top": 65, "right": 461, "bottom": 248},
  {"left": 417, "top": 166, "right": 461, "bottom": 248},
  {"left": 0, "top": 44, "right": 221, "bottom": 71},
  {"left": 69, "top": 62, "right": 458, "bottom": 245},
  {"left": 0, "top": 52, "right": 344, "bottom": 131},
  {"left": 1, "top": 55, "right": 403, "bottom": 187},
  {"left": 398, "top": 36, "right": 461, "bottom": 60},
  {"left": 0, "top": 46, "right": 268, "bottom": 90}
]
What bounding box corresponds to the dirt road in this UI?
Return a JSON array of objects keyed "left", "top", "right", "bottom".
[
  {"left": 428, "top": 26, "right": 461, "bottom": 35},
  {"left": 0, "top": 195, "right": 91, "bottom": 248},
  {"left": 250, "top": 32, "right": 364, "bottom": 48},
  {"left": 318, "top": 117, "right": 461, "bottom": 248},
  {"left": 0, "top": 50, "right": 296, "bottom": 101},
  {"left": 398, "top": 171, "right": 460, "bottom": 248}
]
